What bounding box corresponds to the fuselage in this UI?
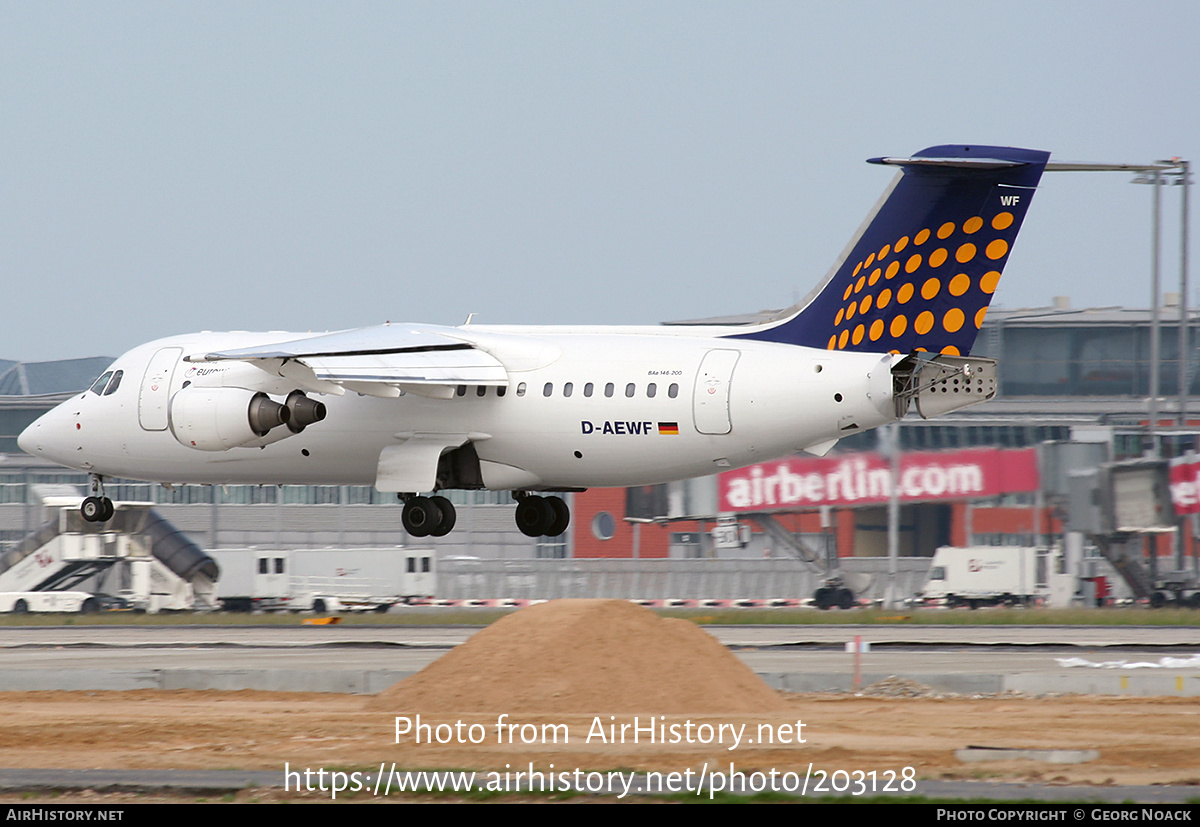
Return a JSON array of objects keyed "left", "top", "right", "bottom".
[{"left": 19, "top": 324, "right": 899, "bottom": 492}]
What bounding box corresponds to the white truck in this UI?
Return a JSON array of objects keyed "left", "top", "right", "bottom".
[
  {"left": 210, "top": 548, "right": 436, "bottom": 613},
  {"left": 920, "top": 546, "right": 1049, "bottom": 608}
]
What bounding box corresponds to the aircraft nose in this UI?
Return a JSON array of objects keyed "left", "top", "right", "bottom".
[
  {"left": 18, "top": 411, "right": 48, "bottom": 456},
  {"left": 18, "top": 404, "right": 73, "bottom": 462}
]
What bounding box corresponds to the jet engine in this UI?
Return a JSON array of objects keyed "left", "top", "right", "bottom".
[
  {"left": 169, "top": 387, "right": 290, "bottom": 451},
  {"left": 285, "top": 390, "right": 326, "bottom": 433}
]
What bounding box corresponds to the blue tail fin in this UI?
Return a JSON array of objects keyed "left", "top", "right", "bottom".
[{"left": 733, "top": 144, "right": 1050, "bottom": 356}]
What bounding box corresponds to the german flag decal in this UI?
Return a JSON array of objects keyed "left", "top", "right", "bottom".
[{"left": 658, "top": 422, "right": 680, "bottom": 436}]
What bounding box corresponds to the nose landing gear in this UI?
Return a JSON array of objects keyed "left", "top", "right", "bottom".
[{"left": 81, "top": 475, "right": 114, "bottom": 523}]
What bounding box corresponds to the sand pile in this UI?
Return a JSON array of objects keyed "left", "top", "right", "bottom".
[{"left": 369, "top": 599, "right": 786, "bottom": 714}]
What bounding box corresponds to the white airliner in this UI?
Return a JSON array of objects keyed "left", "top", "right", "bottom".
[{"left": 19, "top": 144, "right": 1050, "bottom": 538}]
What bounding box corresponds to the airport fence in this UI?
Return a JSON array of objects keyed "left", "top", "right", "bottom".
[{"left": 435, "top": 556, "right": 934, "bottom": 602}]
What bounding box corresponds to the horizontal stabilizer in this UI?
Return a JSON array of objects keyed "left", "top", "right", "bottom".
[{"left": 868, "top": 156, "right": 1028, "bottom": 170}]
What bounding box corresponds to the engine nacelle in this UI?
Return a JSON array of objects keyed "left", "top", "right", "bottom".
[{"left": 169, "top": 387, "right": 290, "bottom": 451}]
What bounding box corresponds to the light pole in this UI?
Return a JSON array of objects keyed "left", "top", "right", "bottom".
[
  {"left": 878, "top": 422, "right": 901, "bottom": 609},
  {"left": 1045, "top": 159, "right": 1185, "bottom": 456},
  {"left": 1130, "top": 159, "right": 1191, "bottom": 452},
  {"left": 1150, "top": 165, "right": 1162, "bottom": 457},
  {"left": 623, "top": 517, "right": 654, "bottom": 559},
  {"left": 1174, "top": 160, "right": 1191, "bottom": 429},
  {"left": 1141, "top": 159, "right": 1196, "bottom": 429}
]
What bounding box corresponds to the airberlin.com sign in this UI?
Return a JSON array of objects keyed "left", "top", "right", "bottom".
[
  {"left": 719, "top": 448, "right": 1039, "bottom": 512},
  {"left": 1169, "top": 455, "right": 1200, "bottom": 515}
]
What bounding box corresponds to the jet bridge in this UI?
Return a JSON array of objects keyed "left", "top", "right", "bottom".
[
  {"left": 1067, "top": 460, "right": 1200, "bottom": 607},
  {"left": 735, "top": 512, "right": 871, "bottom": 609}
]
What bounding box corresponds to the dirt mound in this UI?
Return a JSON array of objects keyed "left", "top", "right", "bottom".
[{"left": 368, "top": 599, "right": 787, "bottom": 714}]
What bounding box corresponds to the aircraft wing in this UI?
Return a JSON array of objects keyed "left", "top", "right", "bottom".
[{"left": 186, "top": 324, "right": 511, "bottom": 399}]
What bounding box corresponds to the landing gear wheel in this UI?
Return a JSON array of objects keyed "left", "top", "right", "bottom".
[
  {"left": 429, "top": 496, "right": 457, "bottom": 537},
  {"left": 402, "top": 496, "right": 443, "bottom": 538},
  {"left": 812, "top": 587, "right": 832, "bottom": 610},
  {"left": 83, "top": 475, "right": 113, "bottom": 523},
  {"left": 12, "top": 599, "right": 28, "bottom": 614},
  {"left": 545, "top": 496, "right": 570, "bottom": 537},
  {"left": 515, "top": 496, "right": 553, "bottom": 537},
  {"left": 836, "top": 588, "right": 855, "bottom": 610},
  {"left": 81, "top": 497, "right": 105, "bottom": 523}
]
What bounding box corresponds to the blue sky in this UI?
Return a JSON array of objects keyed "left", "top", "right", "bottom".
[{"left": 3, "top": 1, "right": 1198, "bottom": 361}]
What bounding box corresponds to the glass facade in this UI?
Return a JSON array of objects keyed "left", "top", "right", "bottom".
[{"left": 972, "top": 313, "right": 1199, "bottom": 397}]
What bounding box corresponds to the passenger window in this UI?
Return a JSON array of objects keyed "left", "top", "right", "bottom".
[
  {"left": 669, "top": 383, "right": 679, "bottom": 398},
  {"left": 516, "top": 383, "right": 526, "bottom": 397},
  {"left": 476, "top": 386, "right": 487, "bottom": 397},
  {"left": 604, "top": 383, "right": 614, "bottom": 398},
  {"left": 422, "top": 557, "right": 431, "bottom": 573},
  {"left": 103, "top": 370, "right": 123, "bottom": 396},
  {"left": 456, "top": 385, "right": 467, "bottom": 397},
  {"left": 584, "top": 383, "right": 593, "bottom": 397},
  {"left": 258, "top": 558, "right": 268, "bottom": 575},
  {"left": 543, "top": 382, "right": 553, "bottom": 397},
  {"left": 497, "top": 386, "right": 507, "bottom": 397},
  {"left": 89, "top": 372, "right": 113, "bottom": 395},
  {"left": 563, "top": 382, "right": 573, "bottom": 398},
  {"left": 407, "top": 557, "right": 416, "bottom": 573},
  {"left": 275, "top": 558, "right": 285, "bottom": 574},
  {"left": 625, "top": 383, "right": 635, "bottom": 398},
  {"left": 647, "top": 382, "right": 656, "bottom": 398}
]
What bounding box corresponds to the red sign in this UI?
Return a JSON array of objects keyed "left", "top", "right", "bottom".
[
  {"left": 719, "top": 447, "right": 1039, "bottom": 512},
  {"left": 1169, "top": 456, "right": 1200, "bottom": 515}
]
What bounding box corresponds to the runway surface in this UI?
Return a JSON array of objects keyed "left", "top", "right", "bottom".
[
  {"left": 0, "top": 623, "right": 1197, "bottom": 695},
  {"left": 6, "top": 622, "right": 1200, "bottom": 647}
]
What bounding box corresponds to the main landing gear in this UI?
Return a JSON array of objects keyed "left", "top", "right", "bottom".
[
  {"left": 400, "top": 495, "right": 457, "bottom": 538},
  {"left": 81, "top": 474, "right": 114, "bottom": 523},
  {"left": 514, "top": 493, "right": 570, "bottom": 538},
  {"left": 399, "top": 492, "right": 571, "bottom": 538}
]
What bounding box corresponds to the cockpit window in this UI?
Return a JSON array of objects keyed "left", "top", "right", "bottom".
[
  {"left": 103, "top": 370, "right": 123, "bottom": 396},
  {"left": 89, "top": 372, "right": 113, "bottom": 395}
]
